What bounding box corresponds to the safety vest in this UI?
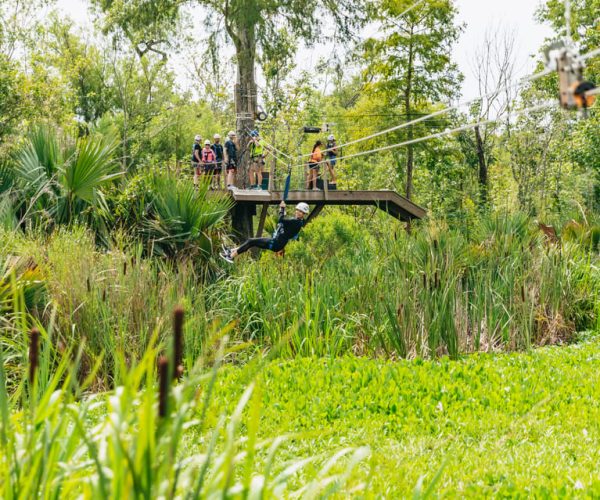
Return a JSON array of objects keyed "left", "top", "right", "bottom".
[
  {"left": 250, "top": 139, "right": 265, "bottom": 157},
  {"left": 202, "top": 148, "right": 216, "bottom": 163}
]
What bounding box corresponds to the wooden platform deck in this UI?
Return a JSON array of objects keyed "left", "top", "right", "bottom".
[{"left": 230, "top": 189, "right": 426, "bottom": 222}]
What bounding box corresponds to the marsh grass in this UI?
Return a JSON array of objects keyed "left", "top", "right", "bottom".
[{"left": 0, "top": 293, "right": 370, "bottom": 497}]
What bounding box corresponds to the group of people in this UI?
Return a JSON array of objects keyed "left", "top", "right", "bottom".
[
  {"left": 191, "top": 129, "right": 271, "bottom": 190},
  {"left": 191, "top": 130, "right": 340, "bottom": 192},
  {"left": 191, "top": 131, "right": 240, "bottom": 190},
  {"left": 307, "top": 134, "right": 338, "bottom": 190}
]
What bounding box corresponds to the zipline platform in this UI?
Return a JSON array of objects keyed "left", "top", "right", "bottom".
[{"left": 230, "top": 189, "right": 426, "bottom": 224}]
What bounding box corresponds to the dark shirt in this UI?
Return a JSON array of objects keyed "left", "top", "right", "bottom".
[
  {"left": 191, "top": 142, "right": 201, "bottom": 163},
  {"left": 211, "top": 143, "right": 224, "bottom": 162},
  {"left": 326, "top": 140, "right": 337, "bottom": 158},
  {"left": 225, "top": 139, "right": 237, "bottom": 162},
  {"left": 272, "top": 207, "right": 304, "bottom": 245}
]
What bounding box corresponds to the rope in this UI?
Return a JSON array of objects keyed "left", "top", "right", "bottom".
[{"left": 289, "top": 100, "right": 557, "bottom": 169}]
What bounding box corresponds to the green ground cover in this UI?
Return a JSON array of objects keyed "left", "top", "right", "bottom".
[{"left": 211, "top": 336, "right": 600, "bottom": 497}]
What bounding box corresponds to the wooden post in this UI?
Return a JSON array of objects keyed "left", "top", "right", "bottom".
[
  {"left": 256, "top": 202, "right": 269, "bottom": 237},
  {"left": 269, "top": 156, "right": 275, "bottom": 191},
  {"left": 306, "top": 203, "right": 325, "bottom": 225},
  {"left": 323, "top": 161, "right": 329, "bottom": 201}
]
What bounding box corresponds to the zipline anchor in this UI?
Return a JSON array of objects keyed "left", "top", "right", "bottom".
[{"left": 545, "top": 41, "right": 597, "bottom": 114}]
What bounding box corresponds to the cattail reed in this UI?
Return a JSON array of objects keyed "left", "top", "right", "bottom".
[
  {"left": 102, "top": 289, "right": 106, "bottom": 302},
  {"left": 123, "top": 261, "right": 127, "bottom": 276},
  {"left": 158, "top": 356, "right": 169, "bottom": 418},
  {"left": 86, "top": 277, "right": 91, "bottom": 293},
  {"left": 173, "top": 306, "right": 185, "bottom": 380},
  {"left": 29, "top": 328, "right": 40, "bottom": 385}
]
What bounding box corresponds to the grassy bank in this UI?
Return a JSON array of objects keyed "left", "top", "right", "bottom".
[{"left": 211, "top": 335, "right": 600, "bottom": 496}]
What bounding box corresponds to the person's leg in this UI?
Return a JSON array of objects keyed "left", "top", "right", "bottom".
[
  {"left": 312, "top": 168, "right": 318, "bottom": 190},
  {"left": 257, "top": 161, "right": 263, "bottom": 188},
  {"left": 231, "top": 237, "right": 274, "bottom": 257},
  {"left": 329, "top": 159, "right": 337, "bottom": 183},
  {"left": 194, "top": 165, "right": 201, "bottom": 187},
  {"left": 249, "top": 162, "right": 256, "bottom": 187}
]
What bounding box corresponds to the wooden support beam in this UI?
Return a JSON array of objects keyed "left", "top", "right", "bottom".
[
  {"left": 256, "top": 202, "right": 269, "bottom": 237},
  {"left": 306, "top": 203, "right": 325, "bottom": 224}
]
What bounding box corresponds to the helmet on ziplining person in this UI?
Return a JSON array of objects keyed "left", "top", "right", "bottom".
[
  {"left": 328, "top": 134, "right": 335, "bottom": 141},
  {"left": 204, "top": 139, "right": 211, "bottom": 145},
  {"left": 214, "top": 133, "right": 221, "bottom": 140},
  {"left": 228, "top": 130, "right": 236, "bottom": 138},
  {"left": 194, "top": 134, "right": 201, "bottom": 141},
  {"left": 295, "top": 202, "right": 310, "bottom": 214}
]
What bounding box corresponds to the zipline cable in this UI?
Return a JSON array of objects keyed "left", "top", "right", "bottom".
[
  {"left": 296, "top": 43, "right": 600, "bottom": 161},
  {"left": 396, "top": 0, "right": 427, "bottom": 19},
  {"left": 289, "top": 100, "right": 557, "bottom": 169},
  {"left": 296, "top": 65, "right": 556, "bottom": 160}
]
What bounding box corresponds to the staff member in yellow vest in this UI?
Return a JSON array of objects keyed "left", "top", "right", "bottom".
[{"left": 249, "top": 130, "right": 269, "bottom": 190}]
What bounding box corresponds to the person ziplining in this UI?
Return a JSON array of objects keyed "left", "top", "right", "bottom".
[{"left": 220, "top": 201, "right": 309, "bottom": 262}]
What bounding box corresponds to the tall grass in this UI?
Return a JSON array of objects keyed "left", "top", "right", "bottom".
[
  {"left": 211, "top": 212, "right": 598, "bottom": 359},
  {"left": 0, "top": 291, "right": 369, "bottom": 497},
  {"left": 1, "top": 210, "right": 597, "bottom": 382}
]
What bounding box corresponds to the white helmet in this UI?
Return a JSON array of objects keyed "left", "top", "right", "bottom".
[
  {"left": 204, "top": 139, "right": 211, "bottom": 145},
  {"left": 214, "top": 133, "right": 221, "bottom": 139},
  {"left": 295, "top": 202, "right": 310, "bottom": 214},
  {"left": 228, "top": 130, "right": 236, "bottom": 137},
  {"left": 328, "top": 134, "right": 335, "bottom": 141},
  {"left": 195, "top": 134, "right": 201, "bottom": 141}
]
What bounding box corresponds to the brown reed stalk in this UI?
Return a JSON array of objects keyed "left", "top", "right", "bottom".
[
  {"left": 173, "top": 306, "right": 184, "bottom": 380},
  {"left": 29, "top": 328, "right": 40, "bottom": 385}
]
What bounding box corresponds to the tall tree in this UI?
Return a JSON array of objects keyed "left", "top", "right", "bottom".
[
  {"left": 461, "top": 27, "right": 517, "bottom": 208},
  {"left": 362, "top": 0, "right": 462, "bottom": 201},
  {"left": 92, "top": 0, "right": 366, "bottom": 236}
]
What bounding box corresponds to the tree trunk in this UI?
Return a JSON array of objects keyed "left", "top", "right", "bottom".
[
  {"left": 229, "top": 16, "right": 258, "bottom": 239},
  {"left": 474, "top": 125, "right": 488, "bottom": 206}
]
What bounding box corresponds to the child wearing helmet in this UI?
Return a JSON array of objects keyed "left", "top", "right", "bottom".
[
  {"left": 211, "top": 134, "right": 224, "bottom": 189},
  {"left": 221, "top": 201, "right": 309, "bottom": 262},
  {"left": 201, "top": 139, "right": 216, "bottom": 177}
]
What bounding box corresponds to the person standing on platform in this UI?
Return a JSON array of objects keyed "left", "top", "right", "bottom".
[
  {"left": 224, "top": 130, "right": 238, "bottom": 190},
  {"left": 211, "top": 134, "right": 224, "bottom": 189},
  {"left": 201, "top": 139, "right": 217, "bottom": 182},
  {"left": 325, "top": 134, "right": 338, "bottom": 185},
  {"left": 308, "top": 140, "right": 323, "bottom": 190},
  {"left": 249, "top": 130, "right": 269, "bottom": 190},
  {"left": 191, "top": 135, "right": 202, "bottom": 187}
]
